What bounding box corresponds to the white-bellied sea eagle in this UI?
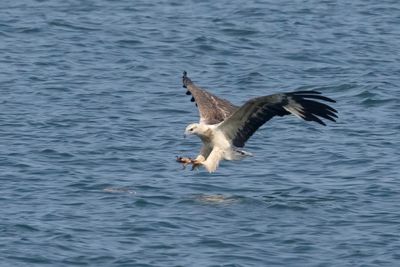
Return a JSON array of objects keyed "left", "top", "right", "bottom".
[{"left": 177, "top": 72, "right": 337, "bottom": 173}]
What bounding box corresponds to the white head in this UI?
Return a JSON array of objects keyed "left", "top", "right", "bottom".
[{"left": 184, "top": 123, "right": 209, "bottom": 137}]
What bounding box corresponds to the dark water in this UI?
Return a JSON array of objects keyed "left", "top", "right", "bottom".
[{"left": 1, "top": 0, "right": 400, "bottom": 266}]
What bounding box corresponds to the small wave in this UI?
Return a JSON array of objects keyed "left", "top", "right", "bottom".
[
  {"left": 361, "top": 98, "right": 395, "bottom": 107},
  {"left": 116, "top": 39, "right": 143, "bottom": 47},
  {"left": 103, "top": 187, "right": 136, "bottom": 194},
  {"left": 221, "top": 28, "right": 259, "bottom": 36},
  {"left": 0, "top": 31, "right": 11, "bottom": 37},
  {"left": 18, "top": 27, "right": 42, "bottom": 34},
  {"left": 48, "top": 20, "right": 99, "bottom": 32},
  {"left": 195, "top": 194, "right": 238, "bottom": 204},
  {"left": 14, "top": 223, "right": 40, "bottom": 232},
  {"left": 40, "top": 149, "right": 74, "bottom": 158},
  {"left": 355, "top": 89, "right": 377, "bottom": 98}
]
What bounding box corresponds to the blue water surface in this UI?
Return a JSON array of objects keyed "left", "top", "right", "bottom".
[{"left": 1, "top": 0, "right": 400, "bottom": 266}]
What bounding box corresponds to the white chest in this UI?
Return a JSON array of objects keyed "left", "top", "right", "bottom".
[{"left": 211, "top": 129, "right": 230, "bottom": 149}]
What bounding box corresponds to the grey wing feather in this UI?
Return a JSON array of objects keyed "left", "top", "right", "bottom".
[
  {"left": 218, "top": 91, "right": 338, "bottom": 147},
  {"left": 183, "top": 71, "right": 238, "bottom": 125}
]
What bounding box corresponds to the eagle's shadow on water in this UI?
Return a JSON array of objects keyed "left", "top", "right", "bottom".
[
  {"left": 190, "top": 192, "right": 337, "bottom": 210},
  {"left": 101, "top": 166, "right": 338, "bottom": 210},
  {"left": 177, "top": 160, "right": 340, "bottom": 209},
  {"left": 181, "top": 183, "right": 339, "bottom": 209},
  {"left": 101, "top": 185, "right": 338, "bottom": 212}
]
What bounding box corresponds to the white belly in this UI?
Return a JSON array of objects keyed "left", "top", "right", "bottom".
[
  {"left": 210, "top": 129, "right": 252, "bottom": 161},
  {"left": 211, "top": 130, "right": 230, "bottom": 149}
]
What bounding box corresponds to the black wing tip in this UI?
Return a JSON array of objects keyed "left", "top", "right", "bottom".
[
  {"left": 182, "top": 71, "right": 192, "bottom": 87},
  {"left": 292, "top": 90, "right": 322, "bottom": 95},
  {"left": 292, "top": 90, "right": 337, "bottom": 103},
  {"left": 288, "top": 91, "right": 338, "bottom": 125},
  {"left": 302, "top": 103, "right": 338, "bottom": 125},
  {"left": 182, "top": 71, "right": 196, "bottom": 103},
  {"left": 182, "top": 71, "right": 187, "bottom": 88}
]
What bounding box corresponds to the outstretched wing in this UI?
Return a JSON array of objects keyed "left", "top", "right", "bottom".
[
  {"left": 218, "top": 91, "right": 338, "bottom": 147},
  {"left": 182, "top": 71, "right": 238, "bottom": 125}
]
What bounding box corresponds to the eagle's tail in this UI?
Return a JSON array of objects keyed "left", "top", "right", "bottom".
[{"left": 233, "top": 148, "right": 253, "bottom": 159}]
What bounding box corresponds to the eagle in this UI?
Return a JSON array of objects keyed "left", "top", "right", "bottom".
[{"left": 177, "top": 71, "right": 338, "bottom": 173}]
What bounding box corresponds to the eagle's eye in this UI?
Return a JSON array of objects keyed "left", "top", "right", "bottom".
[{"left": 190, "top": 128, "right": 194, "bottom": 131}]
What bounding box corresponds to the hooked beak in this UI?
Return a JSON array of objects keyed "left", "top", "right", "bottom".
[{"left": 184, "top": 130, "right": 191, "bottom": 138}]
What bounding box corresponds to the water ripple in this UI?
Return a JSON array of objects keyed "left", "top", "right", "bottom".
[{"left": 1, "top": 0, "right": 400, "bottom": 266}]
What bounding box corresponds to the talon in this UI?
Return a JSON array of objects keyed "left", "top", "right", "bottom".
[
  {"left": 191, "top": 159, "right": 202, "bottom": 171},
  {"left": 176, "top": 156, "right": 203, "bottom": 171},
  {"left": 177, "top": 156, "right": 193, "bottom": 169},
  {"left": 176, "top": 156, "right": 191, "bottom": 163}
]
